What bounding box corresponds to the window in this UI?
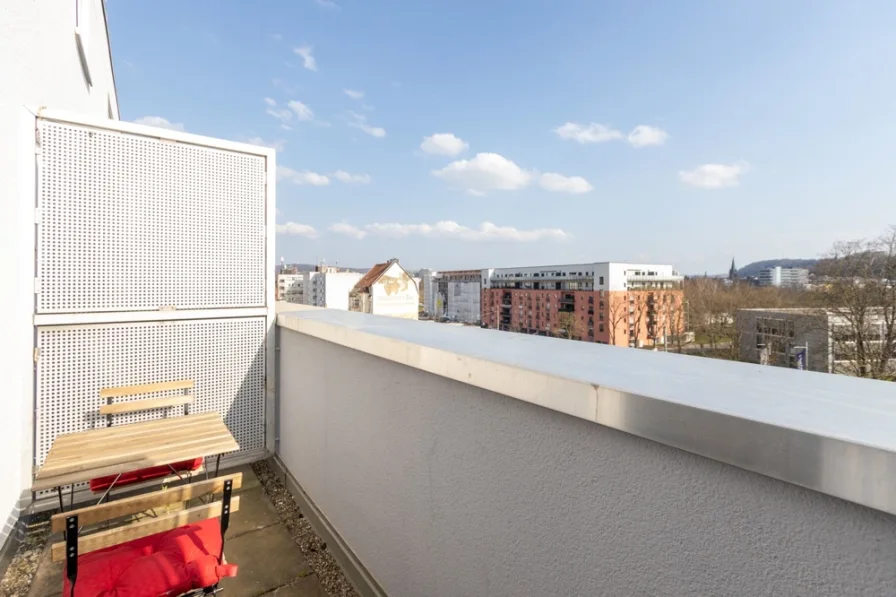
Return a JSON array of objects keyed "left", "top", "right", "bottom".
[
  {"left": 599, "top": 276, "right": 604, "bottom": 285},
  {"left": 599, "top": 324, "right": 604, "bottom": 333},
  {"left": 588, "top": 296, "right": 594, "bottom": 304}
]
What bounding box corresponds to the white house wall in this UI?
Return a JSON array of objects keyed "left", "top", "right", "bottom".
[
  {"left": 0, "top": 0, "right": 117, "bottom": 554},
  {"left": 370, "top": 262, "right": 419, "bottom": 320}
]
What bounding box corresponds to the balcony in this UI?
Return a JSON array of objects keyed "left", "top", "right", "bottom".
[
  {"left": 5, "top": 304, "right": 896, "bottom": 596},
  {"left": 3, "top": 118, "right": 896, "bottom": 597}
]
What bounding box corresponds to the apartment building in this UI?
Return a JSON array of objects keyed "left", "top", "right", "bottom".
[
  {"left": 481, "top": 263, "right": 684, "bottom": 347},
  {"left": 737, "top": 307, "right": 895, "bottom": 376},
  {"left": 304, "top": 266, "right": 362, "bottom": 311},
  {"left": 420, "top": 269, "right": 483, "bottom": 323},
  {"left": 758, "top": 266, "right": 810, "bottom": 288},
  {"left": 277, "top": 273, "right": 304, "bottom": 302},
  {"left": 350, "top": 259, "right": 419, "bottom": 319}
]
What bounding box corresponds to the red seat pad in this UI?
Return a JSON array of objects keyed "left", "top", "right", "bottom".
[
  {"left": 62, "top": 518, "right": 235, "bottom": 597},
  {"left": 89, "top": 458, "right": 203, "bottom": 492}
]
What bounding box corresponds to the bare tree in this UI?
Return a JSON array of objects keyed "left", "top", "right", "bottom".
[
  {"left": 607, "top": 296, "right": 628, "bottom": 346},
  {"left": 816, "top": 226, "right": 896, "bottom": 380},
  {"left": 556, "top": 312, "right": 581, "bottom": 340}
]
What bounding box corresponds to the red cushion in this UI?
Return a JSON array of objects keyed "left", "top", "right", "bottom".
[
  {"left": 89, "top": 458, "right": 203, "bottom": 492},
  {"left": 62, "top": 518, "right": 236, "bottom": 597}
]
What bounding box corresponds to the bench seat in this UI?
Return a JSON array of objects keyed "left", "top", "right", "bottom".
[{"left": 62, "top": 518, "right": 237, "bottom": 596}]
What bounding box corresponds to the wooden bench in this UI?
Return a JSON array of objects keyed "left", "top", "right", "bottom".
[
  {"left": 53, "top": 473, "right": 242, "bottom": 597},
  {"left": 91, "top": 380, "right": 204, "bottom": 495}
]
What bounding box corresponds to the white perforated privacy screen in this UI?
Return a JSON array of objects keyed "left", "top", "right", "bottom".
[
  {"left": 35, "top": 318, "right": 266, "bottom": 467},
  {"left": 36, "top": 120, "right": 267, "bottom": 313}
]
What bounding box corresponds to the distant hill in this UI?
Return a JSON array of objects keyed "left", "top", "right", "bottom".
[{"left": 737, "top": 259, "right": 818, "bottom": 278}]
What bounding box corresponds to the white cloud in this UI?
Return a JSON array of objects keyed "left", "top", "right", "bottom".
[
  {"left": 420, "top": 133, "right": 469, "bottom": 156},
  {"left": 628, "top": 125, "right": 668, "bottom": 148},
  {"left": 679, "top": 162, "right": 751, "bottom": 189},
  {"left": 245, "top": 137, "right": 286, "bottom": 151},
  {"left": 361, "top": 221, "right": 569, "bottom": 242},
  {"left": 329, "top": 223, "right": 367, "bottom": 239},
  {"left": 287, "top": 100, "right": 314, "bottom": 121},
  {"left": 432, "top": 152, "right": 531, "bottom": 193},
  {"left": 538, "top": 172, "right": 593, "bottom": 194},
  {"left": 344, "top": 89, "right": 365, "bottom": 100},
  {"left": 133, "top": 116, "right": 185, "bottom": 132},
  {"left": 278, "top": 166, "right": 330, "bottom": 186},
  {"left": 331, "top": 170, "right": 372, "bottom": 184},
  {"left": 315, "top": 0, "right": 339, "bottom": 7},
  {"left": 265, "top": 98, "right": 315, "bottom": 125},
  {"left": 276, "top": 222, "right": 318, "bottom": 237},
  {"left": 294, "top": 45, "right": 317, "bottom": 71},
  {"left": 554, "top": 122, "right": 622, "bottom": 144},
  {"left": 347, "top": 111, "right": 386, "bottom": 137}
]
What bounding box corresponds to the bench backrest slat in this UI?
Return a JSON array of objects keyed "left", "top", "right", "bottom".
[
  {"left": 51, "top": 497, "right": 240, "bottom": 562},
  {"left": 98, "top": 380, "right": 194, "bottom": 416},
  {"left": 50, "top": 472, "right": 242, "bottom": 533}
]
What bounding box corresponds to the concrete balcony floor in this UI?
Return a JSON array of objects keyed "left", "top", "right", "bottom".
[{"left": 2, "top": 462, "right": 353, "bottom": 597}]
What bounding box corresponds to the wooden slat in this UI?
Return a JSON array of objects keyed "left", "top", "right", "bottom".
[
  {"left": 52, "top": 415, "right": 221, "bottom": 452},
  {"left": 41, "top": 426, "right": 231, "bottom": 471},
  {"left": 32, "top": 438, "right": 239, "bottom": 490},
  {"left": 51, "top": 497, "right": 240, "bottom": 562},
  {"left": 99, "top": 380, "right": 194, "bottom": 399},
  {"left": 99, "top": 395, "right": 194, "bottom": 416},
  {"left": 50, "top": 473, "right": 243, "bottom": 532},
  {"left": 48, "top": 413, "right": 219, "bottom": 449}
]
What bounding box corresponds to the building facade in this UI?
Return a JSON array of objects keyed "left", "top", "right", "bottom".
[
  {"left": 303, "top": 267, "right": 362, "bottom": 311},
  {"left": 737, "top": 308, "right": 896, "bottom": 376},
  {"left": 350, "top": 259, "right": 419, "bottom": 320},
  {"left": 481, "top": 263, "right": 685, "bottom": 347},
  {"left": 421, "top": 269, "right": 483, "bottom": 323},
  {"left": 758, "top": 266, "right": 810, "bottom": 288},
  {"left": 277, "top": 273, "right": 304, "bottom": 303},
  {"left": 1, "top": 0, "right": 120, "bottom": 551}
]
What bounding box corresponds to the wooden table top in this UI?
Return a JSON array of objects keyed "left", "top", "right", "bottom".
[{"left": 32, "top": 412, "right": 240, "bottom": 491}]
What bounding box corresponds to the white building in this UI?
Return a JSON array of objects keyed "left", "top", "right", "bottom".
[
  {"left": 1, "top": 0, "right": 121, "bottom": 552},
  {"left": 420, "top": 269, "right": 439, "bottom": 316},
  {"left": 350, "top": 259, "right": 419, "bottom": 320},
  {"left": 277, "top": 273, "right": 304, "bottom": 303},
  {"left": 420, "top": 269, "right": 483, "bottom": 323},
  {"left": 481, "top": 262, "right": 683, "bottom": 291},
  {"left": 305, "top": 270, "right": 363, "bottom": 311},
  {"left": 737, "top": 308, "right": 895, "bottom": 376},
  {"left": 758, "top": 266, "right": 810, "bottom": 289}
]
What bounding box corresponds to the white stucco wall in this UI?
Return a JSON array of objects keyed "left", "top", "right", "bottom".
[
  {"left": 370, "top": 262, "right": 418, "bottom": 320},
  {"left": 277, "top": 318, "right": 896, "bottom": 597},
  {"left": 322, "top": 273, "right": 362, "bottom": 311},
  {"left": 0, "top": 0, "right": 117, "bottom": 554}
]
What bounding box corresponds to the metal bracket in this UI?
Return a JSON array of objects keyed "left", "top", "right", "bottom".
[
  {"left": 219, "top": 479, "right": 232, "bottom": 565},
  {"left": 65, "top": 515, "right": 78, "bottom": 596}
]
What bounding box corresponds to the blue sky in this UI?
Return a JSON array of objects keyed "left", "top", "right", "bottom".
[{"left": 107, "top": 0, "right": 896, "bottom": 274}]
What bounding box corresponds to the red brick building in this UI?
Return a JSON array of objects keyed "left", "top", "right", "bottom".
[{"left": 481, "top": 263, "right": 685, "bottom": 347}]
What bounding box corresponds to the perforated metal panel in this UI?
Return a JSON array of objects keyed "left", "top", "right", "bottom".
[
  {"left": 36, "top": 120, "right": 267, "bottom": 313},
  {"left": 35, "top": 318, "right": 266, "bottom": 467}
]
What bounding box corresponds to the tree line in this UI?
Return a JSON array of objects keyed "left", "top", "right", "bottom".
[{"left": 685, "top": 226, "right": 895, "bottom": 381}]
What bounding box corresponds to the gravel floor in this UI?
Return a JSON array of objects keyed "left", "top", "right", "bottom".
[
  {"left": 252, "top": 460, "right": 359, "bottom": 597},
  {"left": 0, "top": 513, "right": 51, "bottom": 597},
  {"left": 0, "top": 461, "right": 358, "bottom": 597}
]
